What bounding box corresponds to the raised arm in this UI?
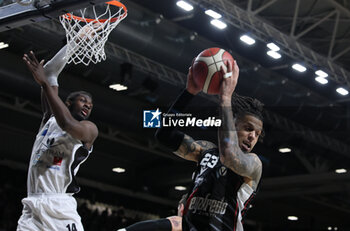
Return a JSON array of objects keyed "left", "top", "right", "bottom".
[
  {"left": 40, "top": 45, "right": 69, "bottom": 127},
  {"left": 155, "top": 66, "right": 213, "bottom": 162},
  {"left": 23, "top": 51, "right": 98, "bottom": 148},
  {"left": 217, "top": 61, "right": 262, "bottom": 188},
  {"left": 155, "top": 89, "right": 201, "bottom": 162},
  {"left": 39, "top": 24, "right": 101, "bottom": 126}
]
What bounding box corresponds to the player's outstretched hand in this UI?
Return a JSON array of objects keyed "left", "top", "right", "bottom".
[
  {"left": 23, "top": 51, "right": 48, "bottom": 87},
  {"left": 186, "top": 66, "right": 201, "bottom": 95},
  {"left": 76, "top": 23, "right": 104, "bottom": 43},
  {"left": 219, "top": 60, "right": 239, "bottom": 100}
]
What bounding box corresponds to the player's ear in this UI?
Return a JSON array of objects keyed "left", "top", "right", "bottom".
[{"left": 65, "top": 100, "right": 71, "bottom": 107}]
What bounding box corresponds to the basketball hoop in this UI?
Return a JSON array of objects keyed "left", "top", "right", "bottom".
[{"left": 59, "top": 1, "right": 127, "bottom": 66}]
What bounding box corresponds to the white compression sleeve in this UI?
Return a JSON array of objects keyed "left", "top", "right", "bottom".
[{"left": 43, "top": 45, "right": 69, "bottom": 87}]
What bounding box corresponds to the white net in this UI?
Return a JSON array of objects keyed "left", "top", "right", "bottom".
[{"left": 59, "top": 1, "right": 127, "bottom": 66}]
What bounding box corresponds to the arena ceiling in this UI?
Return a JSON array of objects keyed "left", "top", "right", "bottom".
[{"left": 0, "top": 0, "right": 350, "bottom": 230}]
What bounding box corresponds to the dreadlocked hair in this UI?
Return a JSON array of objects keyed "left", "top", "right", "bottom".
[
  {"left": 231, "top": 93, "right": 264, "bottom": 122},
  {"left": 65, "top": 91, "right": 93, "bottom": 103}
]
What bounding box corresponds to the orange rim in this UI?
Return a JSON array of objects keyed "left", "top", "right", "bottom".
[{"left": 62, "top": 1, "right": 127, "bottom": 23}]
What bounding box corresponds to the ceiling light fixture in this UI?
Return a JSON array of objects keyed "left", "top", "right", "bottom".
[
  {"left": 279, "top": 148, "right": 291, "bottom": 153},
  {"left": 267, "top": 42, "right": 280, "bottom": 51},
  {"left": 240, "top": 35, "right": 255, "bottom": 45},
  {"left": 0, "top": 42, "right": 9, "bottom": 49},
  {"left": 315, "top": 70, "right": 328, "bottom": 78},
  {"left": 267, "top": 50, "right": 281, "bottom": 59},
  {"left": 210, "top": 19, "right": 227, "bottom": 29},
  {"left": 335, "top": 168, "right": 347, "bottom": 174},
  {"left": 336, "top": 87, "right": 348, "bottom": 96},
  {"left": 292, "top": 63, "right": 307, "bottom": 72},
  {"left": 315, "top": 76, "right": 328, "bottom": 85},
  {"left": 205, "top": 9, "right": 222, "bottom": 19},
  {"left": 109, "top": 84, "right": 128, "bottom": 91},
  {"left": 175, "top": 186, "right": 187, "bottom": 191},
  {"left": 112, "top": 167, "right": 126, "bottom": 173},
  {"left": 287, "top": 216, "right": 298, "bottom": 221},
  {"left": 176, "top": 1, "right": 194, "bottom": 11}
]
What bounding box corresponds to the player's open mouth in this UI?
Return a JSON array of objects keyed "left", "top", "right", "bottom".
[
  {"left": 242, "top": 141, "right": 251, "bottom": 151},
  {"left": 81, "top": 109, "right": 88, "bottom": 117}
]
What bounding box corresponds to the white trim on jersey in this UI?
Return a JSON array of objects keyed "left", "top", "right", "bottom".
[{"left": 236, "top": 183, "right": 254, "bottom": 231}]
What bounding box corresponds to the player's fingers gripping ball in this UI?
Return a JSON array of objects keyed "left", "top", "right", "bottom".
[{"left": 192, "top": 47, "right": 235, "bottom": 95}]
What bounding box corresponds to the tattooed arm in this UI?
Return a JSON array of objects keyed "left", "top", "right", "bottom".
[
  {"left": 156, "top": 65, "right": 216, "bottom": 162},
  {"left": 174, "top": 136, "right": 217, "bottom": 162},
  {"left": 218, "top": 104, "right": 262, "bottom": 188},
  {"left": 217, "top": 61, "right": 262, "bottom": 189}
]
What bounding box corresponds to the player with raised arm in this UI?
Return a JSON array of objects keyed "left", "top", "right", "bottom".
[
  {"left": 157, "top": 60, "right": 263, "bottom": 231},
  {"left": 118, "top": 60, "right": 264, "bottom": 231},
  {"left": 17, "top": 43, "right": 98, "bottom": 230}
]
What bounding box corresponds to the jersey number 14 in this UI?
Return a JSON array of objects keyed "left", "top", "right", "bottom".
[{"left": 66, "top": 223, "right": 77, "bottom": 231}]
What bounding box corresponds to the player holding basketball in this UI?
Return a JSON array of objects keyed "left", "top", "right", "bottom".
[
  {"left": 118, "top": 60, "right": 263, "bottom": 231},
  {"left": 17, "top": 43, "right": 98, "bottom": 230}
]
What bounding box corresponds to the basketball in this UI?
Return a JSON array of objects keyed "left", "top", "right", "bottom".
[{"left": 192, "top": 48, "right": 235, "bottom": 95}]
